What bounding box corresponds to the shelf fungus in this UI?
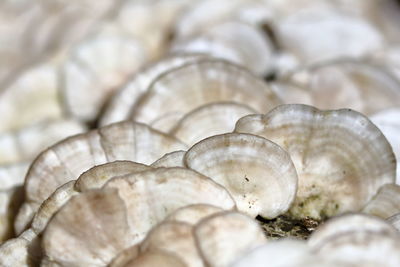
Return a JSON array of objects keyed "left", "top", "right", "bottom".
[
  {"left": 15, "top": 121, "right": 186, "bottom": 234},
  {"left": 99, "top": 53, "right": 207, "bottom": 127},
  {"left": 184, "top": 132, "right": 298, "bottom": 218},
  {"left": 308, "top": 213, "right": 400, "bottom": 267},
  {"left": 170, "top": 101, "right": 256, "bottom": 146},
  {"left": 362, "top": 184, "right": 400, "bottom": 219},
  {"left": 279, "top": 61, "right": 400, "bottom": 116},
  {"left": 130, "top": 58, "right": 282, "bottom": 127},
  {"left": 40, "top": 167, "right": 235, "bottom": 266},
  {"left": 62, "top": 24, "right": 148, "bottom": 123},
  {"left": 235, "top": 104, "right": 396, "bottom": 220}
]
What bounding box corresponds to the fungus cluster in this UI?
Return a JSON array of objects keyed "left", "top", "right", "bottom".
[{"left": 1, "top": 0, "right": 400, "bottom": 266}]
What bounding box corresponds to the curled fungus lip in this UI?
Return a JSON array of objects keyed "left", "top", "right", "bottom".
[{"left": 235, "top": 104, "right": 396, "bottom": 220}]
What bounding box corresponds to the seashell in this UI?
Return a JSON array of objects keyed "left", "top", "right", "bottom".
[
  {"left": 362, "top": 184, "right": 400, "bottom": 218},
  {"left": 235, "top": 104, "right": 396, "bottom": 220},
  {"left": 308, "top": 213, "right": 400, "bottom": 267},
  {"left": 0, "top": 62, "right": 63, "bottom": 133},
  {"left": 140, "top": 221, "right": 203, "bottom": 267},
  {"left": 62, "top": 24, "right": 148, "bottom": 122},
  {"left": 0, "top": 119, "right": 86, "bottom": 165},
  {"left": 194, "top": 211, "right": 266, "bottom": 267},
  {"left": 41, "top": 167, "right": 235, "bottom": 266},
  {"left": 185, "top": 133, "right": 297, "bottom": 218},
  {"left": 16, "top": 121, "right": 186, "bottom": 234},
  {"left": 150, "top": 150, "right": 186, "bottom": 168},
  {"left": 283, "top": 61, "right": 400, "bottom": 116},
  {"left": 165, "top": 204, "right": 224, "bottom": 225},
  {"left": 131, "top": 58, "right": 282, "bottom": 125},
  {"left": 170, "top": 102, "right": 256, "bottom": 146},
  {"left": 371, "top": 108, "right": 400, "bottom": 183},
  {"left": 99, "top": 54, "right": 206, "bottom": 126},
  {"left": 231, "top": 238, "right": 336, "bottom": 267},
  {"left": 276, "top": 7, "right": 384, "bottom": 64},
  {"left": 171, "top": 21, "right": 274, "bottom": 76}
]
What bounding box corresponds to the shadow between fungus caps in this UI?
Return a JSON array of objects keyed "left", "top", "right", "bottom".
[{"left": 256, "top": 215, "right": 321, "bottom": 240}]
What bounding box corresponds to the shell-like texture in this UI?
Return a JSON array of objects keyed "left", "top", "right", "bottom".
[
  {"left": 32, "top": 161, "right": 151, "bottom": 234},
  {"left": 185, "top": 133, "right": 297, "bottom": 218},
  {"left": 362, "top": 184, "right": 400, "bottom": 218},
  {"left": 150, "top": 151, "right": 186, "bottom": 168},
  {"left": 165, "top": 204, "right": 224, "bottom": 225},
  {"left": 140, "top": 221, "right": 203, "bottom": 267},
  {"left": 0, "top": 62, "right": 62, "bottom": 133},
  {"left": 115, "top": 0, "right": 194, "bottom": 59},
  {"left": 371, "top": 108, "right": 400, "bottom": 184},
  {"left": 171, "top": 102, "right": 256, "bottom": 146},
  {"left": 75, "top": 161, "right": 151, "bottom": 191},
  {"left": 284, "top": 61, "right": 400, "bottom": 116},
  {"left": 231, "top": 239, "right": 335, "bottom": 267},
  {"left": 0, "top": 119, "right": 86, "bottom": 165},
  {"left": 100, "top": 53, "right": 206, "bottom": 126},
  {"left": 42, "top": 189, "right": 131, "bottom": 266},
  {"left": 276, "top": 7, "right": 383, "bottom": 64},
  {"left": 16, "top": 121, "right": 186, "bottom": 234},
  {"left": 131, "top": 58, "right": 282, "bottom": 125},
  {"left": 4, "top": 161, "right": 150, "bottom": 265},
  {"left": 194, "top": 211, "right": 266, "bottom": 267},
  {"left": 308, "top": 213, "right": 400, "bottom": 267},
  {"left": 103, "top": 168, "right": 236, "bottom": 242},
  {"left": 41, "top": 167, "right": 235, "bottom": 266},
  {"left": 62, "top": 24, "right": 147, "bottom": 122},
  {"left": 235, "top": 104, "right": 396, "bottom": 219},
  {"left": 171, "top": 21, "right": 274, "bottom": 75}
]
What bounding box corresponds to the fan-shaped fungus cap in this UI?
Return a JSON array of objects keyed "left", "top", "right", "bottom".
[
  {"left": 231, "top": 239, "right": 335, "bottom": 267},
  {"left": 170, "top": 102, "right": 256, "bottom": 146},
  {"left": 194, "top": 211, "right": 266, "bottom": 267},
  {"left": 285, "top": 61, "right": 400, "bottom": 116},
  {"left": 41, "top": 167, "right": 235, "bottom": 266},
  {"left": 308, "top": 213, "right": 400, "bottom": 267},
  {"left": 140, "top": 221, "right": 203, "bottom": 267},
  {"left": 171, "top": 21, "right": 274, "bottom": 75},
  {"left": 131, "top": 58, "right": 281, "bottom": 125},
  {"left": 235, "top": 104, "right": 396, "bottom": 220},
  {"left": 16, "top": 121, "right": 186, "bottom": 234},
  {"left": 103, "top": 167, "right": 236, "bottom": 241},
  {"left": 100, "top": 54, "right": 206, "bottom": 126},
  {"left": 62, "top": 24, "right": 147, "bottom": 122},
  {"left": 42, "top": 189, "right": 131, "bottom": 266},
  {"left": 165, "top": 204, "right": 224, "bottom": 225},
  {"left": 362, "top": 184, "right": 400, "bottom": 219},
  {"left": 150, "top": 151, "right": 186, "bottom": 168},
  {"left": 185, "top": 133, "right": 297, "bottom": 218}
]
